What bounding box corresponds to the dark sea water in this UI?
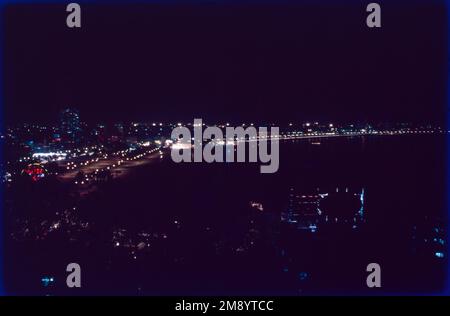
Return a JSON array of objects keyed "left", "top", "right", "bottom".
[{"left": 88, "top": 134, "right": 446, "bottom": 223}]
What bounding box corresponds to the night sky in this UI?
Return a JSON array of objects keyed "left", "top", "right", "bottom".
[{"left": 2, "top": 1, "right": 448, "bottom": 125}]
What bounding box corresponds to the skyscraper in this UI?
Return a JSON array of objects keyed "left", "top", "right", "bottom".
[{"left": 60, "top": 108, "right": 82, "bottom": 143}]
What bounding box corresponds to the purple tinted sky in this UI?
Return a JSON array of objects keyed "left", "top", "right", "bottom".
[{"left": 2, "top": 2, "right": 447, "bottom": 125}]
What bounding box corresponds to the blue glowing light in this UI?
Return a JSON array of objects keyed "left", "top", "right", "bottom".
[
  {"left": 299, "top": 272, "right": 308, "bottom": 281},
  {"left": 41, "top": 276, "right": 55, "bottom": 287}
]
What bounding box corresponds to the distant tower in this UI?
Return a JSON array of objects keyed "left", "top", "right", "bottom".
[{"left": 60, "top": 108, "right": 82, "bottom": 143}]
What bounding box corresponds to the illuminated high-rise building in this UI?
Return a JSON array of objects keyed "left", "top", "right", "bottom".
[
  {"left": 282, "top": 187, "right": 365, "bottom": 232},
  {"left": 60, "top": 108, "right": 82, "bottom": 143}
]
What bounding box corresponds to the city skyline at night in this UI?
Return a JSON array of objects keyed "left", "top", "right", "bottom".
[{"left": 1, "top": 1, "right": 448, "bottom": 298}]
